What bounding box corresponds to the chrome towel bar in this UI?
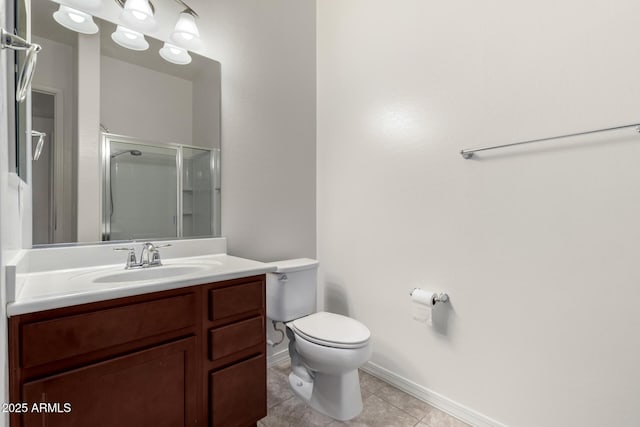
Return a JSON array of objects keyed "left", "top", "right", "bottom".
[
  {"left": 31, "top": 130, "right": 46, "bottom": 161},
  {"left": 460, "top": 122, "right": 640, "bottom": 159},
  {"left": 1, "top": 28, "right": 42, "bottom": 102}
]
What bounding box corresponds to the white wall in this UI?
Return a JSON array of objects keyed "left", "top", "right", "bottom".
[
  {"left": 101, "top": 56, "right": 193, "bottom": 146},
  {"left": 76, "top": 33, "right": 101, "bottom": 242},
  {"left": 204, "top": 0, "right": 317, "bottom": 262},
  {"left": 317, "top": 1, "right": 640, "bottom": 426},
  {"left": 192, "top": 64, "right": 221, "bottom": 150}
]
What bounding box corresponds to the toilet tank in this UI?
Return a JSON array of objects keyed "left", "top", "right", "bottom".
[{"left": 266, "top": 258, "right": 319, "bottom": 322}]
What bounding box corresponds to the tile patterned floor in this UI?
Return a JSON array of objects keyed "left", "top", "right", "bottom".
[{"left": 260, "top": 361, "right": 470, "bottom": 427}]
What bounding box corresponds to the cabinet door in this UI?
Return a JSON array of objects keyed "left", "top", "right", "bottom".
[
  {"left": 210, "top": 354, "right": 266, "bottom": 427},
  {"left": 22, "top": 337, "right": 198, "bottom": 427}
]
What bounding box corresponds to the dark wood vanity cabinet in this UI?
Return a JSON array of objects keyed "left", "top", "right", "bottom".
[
  {"left": 204, "top": 279, "right": 266, "bottom": 427},
  {"left": 8, "top": 275, "right": 267, "bottom": 427}
]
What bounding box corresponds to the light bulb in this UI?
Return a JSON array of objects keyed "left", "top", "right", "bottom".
[
  {"left": 131, "top": 10, "right": 147, "bottom": 21},
  {"left": 121, "top": 0, "right": 157, "bottom": 32},
  {"left": 159, "top": 42, "right": 192, "bottom": 65},
  {"left": 52, "top": 5, "right": 98, "bottom": 34},
  {"left": 170, "top": 11, "right": 200, "bottom": 48},
  {"left": 68, "top": 12, "right": 86, "bottom": 23},
  {"left": 111, "top": 25, "right": 149, "bottom": 51}
]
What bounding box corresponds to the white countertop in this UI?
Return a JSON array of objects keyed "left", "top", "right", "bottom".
[{"left": 5, "top": 239, "right": 277, "bottom": 316}]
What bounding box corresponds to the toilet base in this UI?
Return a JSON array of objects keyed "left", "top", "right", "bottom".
[{"left": 288, "top": 370, "right": 363, "bottom": 421}]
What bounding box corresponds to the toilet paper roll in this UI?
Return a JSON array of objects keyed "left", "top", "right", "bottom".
[{"left": 410, "top": 288, "right": 436, "bottom": 325}]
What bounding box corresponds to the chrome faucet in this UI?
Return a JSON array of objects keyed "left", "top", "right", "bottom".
[
  {"left": 114, "top": 242, "right": 171, "bottom": 269},
  {"left": 139, "top": 242, "right": 162, "bottom": 266},
  {"left": 114, "top": 247, "right": 138, "bottom": 269}
]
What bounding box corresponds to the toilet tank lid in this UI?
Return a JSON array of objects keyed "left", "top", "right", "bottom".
[{"left": 268, "top": 258, "right": 318, "bottom": 273}]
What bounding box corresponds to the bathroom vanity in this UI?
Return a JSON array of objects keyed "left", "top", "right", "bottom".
[{"left": 5, "top": 240, "right": 273, "bottom": 427}]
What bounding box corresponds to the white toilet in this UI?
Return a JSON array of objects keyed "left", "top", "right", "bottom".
[{"left": 266, "top": 258, "right": 371, "bottom": 421}]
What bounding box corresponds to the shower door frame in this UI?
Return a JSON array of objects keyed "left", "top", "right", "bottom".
[{"left": 100, "top": 133, "right": 218, "bottom": 242}]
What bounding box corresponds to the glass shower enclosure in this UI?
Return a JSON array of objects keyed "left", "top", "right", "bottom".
[{"left": 102, "top": 134, "right": 220, "bottom": 241}]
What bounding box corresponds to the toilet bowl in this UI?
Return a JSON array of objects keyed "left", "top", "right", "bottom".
[
  {"left": 286, "top": 311, "right": 371, "bottom": 420},
  {"left": 266, "top": 259, "right": 371, "bottom": 421}
]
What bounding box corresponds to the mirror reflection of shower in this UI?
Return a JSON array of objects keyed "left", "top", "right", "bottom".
[
  {"left": 111, "top": 149, "right": 142, "bottom": 158},
  {"left": 102, "top": 134, "right": 219, "bottom": 241},
  {"left": 109, "top": 149, "right": 143, "bottom": 219},
  {"left": 106, "top": 140, "right": 178, "bottom": 241}
]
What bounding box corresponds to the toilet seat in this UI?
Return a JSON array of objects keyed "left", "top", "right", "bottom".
[{"left": 288, "top": 312, "right": 370, "bottom": 349}]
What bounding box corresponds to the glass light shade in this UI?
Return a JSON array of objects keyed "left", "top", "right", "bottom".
[
  {"left": 52, "top": 5, "right": 99, "bottom": 34},
  {"left": 64, "top": 0, "right": 102, "bottom": 11},
  {"left": 121, "top": 0, "right": 157, "bottom": 32},
  {"left": 170, "top": 12, "right": 200, "bottom": 48},
  {"left": 159, "top": 42, "right": 192, "bottom": 65},
  {"left": 111, "top": 25, "right": 149, "bottom": 51}
]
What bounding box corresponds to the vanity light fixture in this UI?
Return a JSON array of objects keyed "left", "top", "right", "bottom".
[
  {"left": 52, "top": 4, "right": 99, "bottom": 34},
  {"left": 111, "top": 25, "right": 149, "bottom": 50},
  {"left": 170, "top": 8, "right": 199, "bottom": 48},
  {"left": 159, "top": 42, "right": 191, "bottom": 65},
  {"left": 119, "top": 0, "right": 157, "bottom": 32}
]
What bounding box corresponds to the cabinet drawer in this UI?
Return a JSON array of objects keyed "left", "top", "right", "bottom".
[
  {"left": 208, "top": 316, "right": 264, "bottom": 361},
  {"left": 210, "top": 354, "right": 266, "bottom": 427},
  {"left": 21, "top": 293, "right": 196, "bottom": 368},
  {"left": 209, "top": 280, "right": 263, "bottom": 321}
]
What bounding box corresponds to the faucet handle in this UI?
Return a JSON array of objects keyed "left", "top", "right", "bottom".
[
  {"left": 114, "top": 247, "right": 137, "bottom": 269},
  {"left": 147, "top": 242, "right": 170, "bottom": 266}
]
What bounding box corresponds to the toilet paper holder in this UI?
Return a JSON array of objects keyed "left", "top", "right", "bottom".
[{"left": 410, "top": 288, "right": 449, "bottom": 305}]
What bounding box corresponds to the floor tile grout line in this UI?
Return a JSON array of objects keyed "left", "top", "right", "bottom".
[
  {"left": 363, "top": 371, "right": 468, "bottom": 426},
  {"left": 268, "top": 366, "right": 455, "bottom": 427},
  {"left": 369, "top": 389, "right": 425, "bottom": 424}
]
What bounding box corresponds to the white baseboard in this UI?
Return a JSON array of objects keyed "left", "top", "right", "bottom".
[
  {"left": 265, "top": 351, "right": 505, "bottom": 427},
  {"left": 267, "top": 349, "right": 290, "bottom": 367},
  {"left": 362, "top": 361, "right": 508, "bottom": 427}
]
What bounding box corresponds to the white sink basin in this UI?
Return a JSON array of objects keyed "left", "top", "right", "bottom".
[
  {"left": 93, "top": 265, "right": 209, "bottom": 284},
  {"left": 65, "top": 260, "right": 223, "bottom": 285}
]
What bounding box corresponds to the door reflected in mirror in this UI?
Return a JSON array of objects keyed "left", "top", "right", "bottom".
[
  {"left": 32, "top": 91, "right": 57, "bottom": 245},
  {"left": 27, "top": 0, "right": 221, "bottom": 246}
]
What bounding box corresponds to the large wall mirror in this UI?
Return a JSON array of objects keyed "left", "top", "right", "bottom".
[{"left": 24, "top": 0, "right": 221, "bottom": 246}]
